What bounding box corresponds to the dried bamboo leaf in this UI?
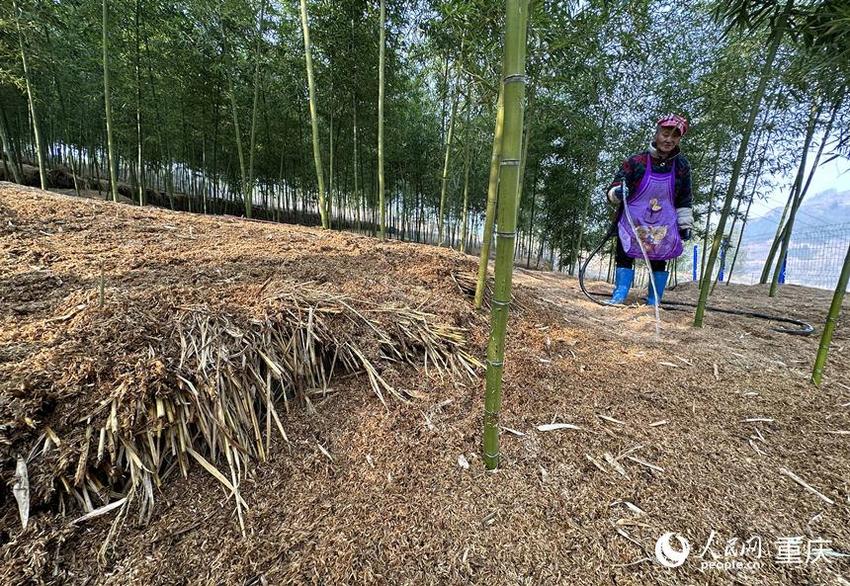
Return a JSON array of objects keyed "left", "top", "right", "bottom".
[
  {"left": 71, "top": 497, "right": 128, "bottom": 525},
  {"left": 536, "top": 423, "right": 582, "bottom": 432}
]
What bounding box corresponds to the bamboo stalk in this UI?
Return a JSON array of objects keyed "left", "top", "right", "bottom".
[
  {"left": 12, "top": 0, "right": 47, "bottom": 190},
  {"left": 475, "top": 74, "right": 505, "bottom": 308},
  {"left": 299, "top": 0, "right": 329, "bottom": 229},
  {"left": 459, "top": 80, "right": 473, "bottom": 254},
  {"left": 438, "top": 41, "right": 463, "bottom": 246},
  {"left": 245, "top": 0, "right": 268, "bottom": 219},
  {"left": 134, "top": 0, "right": 144, "bottom": 206},
  {"left": 483, "top": 0, "right": 529, "bottom": 470},
  {"left": 377, "top": 0, "right": 386, "bottom": 239},
  {"left": 812, "top": 241, "right": 850, "bottom": 386},
  {"left": 102, "top": 0, "right": 119, "bottom": 202}
]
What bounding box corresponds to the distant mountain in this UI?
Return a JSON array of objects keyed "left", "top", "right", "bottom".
[
  {"left": 743, "top": 188, "right": 850, "bottom": 241},
  {"left": 730, "top": 188, "right": 850, "bottom": 289}
]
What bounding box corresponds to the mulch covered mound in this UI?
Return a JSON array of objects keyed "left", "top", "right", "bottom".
[{"left": 1, "top": 182, "right": 849, "bottom": 585}]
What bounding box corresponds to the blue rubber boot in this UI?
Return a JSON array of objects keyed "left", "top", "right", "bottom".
[
  {"left": 607, "top": 268, "right": 635, "bottom": 305},
  {"left": 645, "top": 271, "right": 669, "bottom": 306}
]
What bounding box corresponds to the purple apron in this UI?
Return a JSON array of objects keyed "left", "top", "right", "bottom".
[{"left": 617, "top": 154, "right": 683, "bottom": 261}]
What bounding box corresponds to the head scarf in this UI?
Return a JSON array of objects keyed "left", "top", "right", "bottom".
[{"left": 656, "top": 114, "right": 689, "bottom": 136}]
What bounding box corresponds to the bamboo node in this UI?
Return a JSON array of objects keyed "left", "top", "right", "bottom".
[{"left": 502, "top": 73, "right": 528, "bottom": 84}]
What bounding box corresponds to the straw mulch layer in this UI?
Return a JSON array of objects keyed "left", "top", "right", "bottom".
[{"left": 1, "top": 182, "right": 849, "bottom": 585}]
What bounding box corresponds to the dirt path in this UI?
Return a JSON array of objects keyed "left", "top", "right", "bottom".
[{"left": 1, "top": 183, "right": 848, "bottom": 585}]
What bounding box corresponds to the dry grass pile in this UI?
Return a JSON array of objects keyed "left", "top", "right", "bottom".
[
  {"left": 0, "top": 183, "right": 483, "bottom": 559},
  {"left": 14, "top": 289, "right": 478, "bottom": 523}
]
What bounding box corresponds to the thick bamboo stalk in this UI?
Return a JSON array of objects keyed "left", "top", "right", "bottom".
[
  {"left": 483, "top": 0, "right": 529, "bottom": 471},
  {"left": 474, "top": 79, "right": 505, "bottom": 309},
  {"left": 299, "top": 0, "right": 329, "bottom": 229},
  {"left": 812, "top": 242, "right": 850, "bottom": 386}
]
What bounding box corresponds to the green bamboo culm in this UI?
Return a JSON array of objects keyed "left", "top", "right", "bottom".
[
  {"left": 299, "top": 0, "right": 329, "bottom": 229},
  {"left": 12, "top": 0, "right": 47, "bottom": 191},
  {"left": 377, "top": 0, "right": 386, "bottom": 240},
  {"left": 459, "top": 81, "right": 472, "bottom": 253},
  {"left": 103, "top": 0, "right": 119, "bottom": 203},
  {"left": 812, "top": 242, "right": 850, "bottom": 386},
  {"left": 438, "top": 55, "right": 461, "bottom": 247},
  {"left": 245, "top": 0, "right": 268, "bottom": 219},
  {"left": 228, "top": 77, "right": 248, "bottom": 214},
  {"left": 474, "top": 78, "right": 505, "bottom": 309},
  {"left": 482, "top": 0, "right": 529, "bottom": 470}
]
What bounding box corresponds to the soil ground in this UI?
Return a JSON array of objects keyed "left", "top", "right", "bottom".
[{"left": 1, "top": 182, "right": 849, "bottom": 585}]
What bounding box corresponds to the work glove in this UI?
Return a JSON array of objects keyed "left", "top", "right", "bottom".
[
  {"left": 607, "top": 185, "right": 624, "bottom": 205},
  {"left": 612, "top": 185, "right": 624, "bottom": 200},
  {"left": 679, "top": 227, "right": 692, "bottom": 241}
]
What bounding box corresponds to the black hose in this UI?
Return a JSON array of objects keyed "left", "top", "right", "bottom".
[
  {"left": 577, "top": 217, "right": 815, "bottom": 336},
  {"left": 579, "top": 219, "right": 619, "bottom": 308},
  {"left": 658, "top": 299, "right": 814, "bottom": 335}
]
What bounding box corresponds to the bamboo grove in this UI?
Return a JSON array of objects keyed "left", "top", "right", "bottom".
[{"left": 1, "top": 2, "right": 848, "bottom": 380}]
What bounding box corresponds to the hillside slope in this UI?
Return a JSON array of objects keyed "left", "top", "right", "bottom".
[{"left": 1, "top": 183, "right": 848, "bottom": 585}]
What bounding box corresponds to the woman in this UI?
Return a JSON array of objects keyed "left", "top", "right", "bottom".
[{"left": 606, "top": 114, "right": 693, "bottom": 305}]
